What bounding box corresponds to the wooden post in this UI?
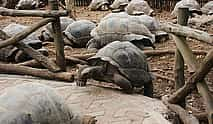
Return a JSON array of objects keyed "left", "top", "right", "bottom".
[
  {"left": 171, "top": 29, "right": 213, "bottom": 124},
  {"left": 159, "top": 22, "right": 213, "bottom": 45},
  {"left": 174, "top": 7, "right": 189, "bottom": 108},
  {"left": 0, "top": 7, "right": 68, "bottom": 17},
  {"left": 49, "top": 0, "right": 66, "bottom": 71}
]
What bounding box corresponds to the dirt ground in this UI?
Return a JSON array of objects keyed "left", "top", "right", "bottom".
[{"left": 0, "top": 6, "right": 212, "bottom": 122}]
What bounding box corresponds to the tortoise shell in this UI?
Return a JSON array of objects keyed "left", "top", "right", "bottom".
[{"left": 88, "top": 41, "right": 153, "bottom": 86}]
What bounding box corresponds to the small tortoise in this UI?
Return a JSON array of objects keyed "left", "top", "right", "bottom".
[
  {"left": 63, "top": 20, "right": 96, "bottom": 48},
  {"left": 1, "top": 23, "right": 44, "bottom": 62},
  {"left": 171, "top": 0, "right": 202, "bottom": 17},
  {"left": 15, "top": 0, "right": 37, "bottom": 9},
  {"left": 110, "top": 0, "right": 129, "bottom": 12},
  {"left": 3, "top": 23, "right": 40, "bottom": 43},
  {"left": 87, "top": 17, "right": 155, "bottom": 50},
  {"left": 39, "top": 17, "right": 75, "bottom": 42},
  {"left": 125, "top": 0, "right": 154, "bottom": 16},
  {"left": 0, "top": 83, "right": 96, "bottom": 124},
  {"left": 201, "top": 1, "right": 213, "bottom": 15},
  {"left": 77, "top": 41, "right": 154, "bottom": 97},
  {"left": 89, "top": 0, "right": 110, "bottom": 11}
]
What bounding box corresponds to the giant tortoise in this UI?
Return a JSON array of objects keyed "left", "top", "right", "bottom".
[
  {"left": 125, "top": 0, "right": 154, "bottom": 16},
  {"left": 110, "top": 0, "right": 129, "bottom": 12},
  {"left": 1, "top": 23, "right": 44, "bottom": 62},
  {"left": 101, "top": 12, "right": 159, "bottom": 32},
  {"left": 63, "top": 20, "right": 96, "bottom": 48},
  {"left": 89, "top": 0, "right": 110, "bottom": 11},
  {"left": 39, "top": 17, "right": 75, "bottom": 42},
  {"left": 171, "top": 0, "right": 202, "bottom": 17},
  {"left": 87, "top": 17, "right": 155, "bottom": 50},
  {"left": 0, "top": 83, "right": 96, "bottom": 124},
  {"left": 77, "top": 41, "right": 154, "bottom": 97},
  {"left": 201, "top": 1, "right": 213, "bottom": 15},
  {"left": 15, "top": 0, "right": 37, "bottom": 9}
]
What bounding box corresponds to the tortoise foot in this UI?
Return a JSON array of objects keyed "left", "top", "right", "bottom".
[{"left": 76, "top": 79, "right": 87, "bottom": 87}]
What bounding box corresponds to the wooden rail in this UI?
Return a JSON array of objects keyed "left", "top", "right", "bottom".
[{"left": 163, "top": 7, "right": 213, "bottom": 124}]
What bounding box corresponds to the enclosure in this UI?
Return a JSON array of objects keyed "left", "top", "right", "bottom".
[{"left": 0, "top": 0, "right": 212, "bottom": 123}]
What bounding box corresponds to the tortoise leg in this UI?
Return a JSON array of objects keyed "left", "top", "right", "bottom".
[
  {"left": 86, "top": 39, "right": 100, "bottom": 50},
  {"left": 113, "top": 73, "right": 133, "bottom": 94},
  {"left": 143, "top": 81, "right": 153, "bottom": 97},
  {"left": 76, "top": 65, "right": 104, "bottom": 87}
]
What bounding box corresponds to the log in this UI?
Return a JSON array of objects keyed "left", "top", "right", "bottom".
[
  {"left": 168, "top": 49, "right": 213, "bottom": 103},
  {"left": 17, "top": 59, "right": 43, "bottom": 68},
  {"left": 0, "top": 63, "right": 74, "bottom": 82},
  {"left": 168, "top": 42, "right": 213, "bottom": 123},
  {"left": 160, "top": 22, "right": 213, "bottom": 45},
  {"left": 0, "top": 29, "right": 61, "bottom": 72},
  {"left": 0, "top": 7, "right": 68, "bottom": 17},
  {"left": 197, "top": 82, "right": 213, "bottom": 124},
  {"left": 143, "top": 49, "right": 207, "bottom": 56},
  {"left": 16, "top": 42, "right": 61, "bottom": 72},
  {"left": 0, "top": 18, "right": 55, "bottom": 49},
  {"left": 70, "top": 53, "right": 96, "bottom": 60},
  {"left": 49, "top": 0, "right": 66, "bottom": 71},
  {"left": 162, "top": 96, "right": 199, "bottom": 124},
  {"left": 60, "top": 49, "right": 207, "bottom": 61},
  {"left": 17, "top": 56, "right": 88, "bottom": 68},
  {"left": 174, "top": 7, "right": 188, "bottom": 107},
  {"left": 172, "top": 34, "right": 198, "bottom": 72}
]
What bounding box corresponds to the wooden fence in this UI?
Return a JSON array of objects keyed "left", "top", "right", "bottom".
[
  {"left": 160, "top": 8, "right": 213, "bottom": 124},
  {"left": 0, "top": 0, "right": 76, "bottom": 82},
  {"left": 72, "top": 0, "right": 211, "bottom": 11},
  {"left": 147, "top": 0, "right": 211, "bottom": 11}
]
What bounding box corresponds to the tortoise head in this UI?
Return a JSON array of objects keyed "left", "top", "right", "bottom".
[
  {"left": 38, "top": 30, "right": 54, "bottom": 42},
  {"left": 76, "top": 64, "right": 104, "bottom": 86},
  {"left": 100, "top": 4, "right": 109, "bottom": 11}
]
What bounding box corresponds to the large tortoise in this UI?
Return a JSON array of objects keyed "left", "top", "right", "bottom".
[
  {"left": 15, "top": 0, "right": 47, "bottom": 9},
  {"left": 125, "top": 0, "right": 154, "bottom": 16},
  {"left": 77, "top": 41, "right": 154, "bottom": 97},
  {"left": 101, "top": 12, "right": 159, "bottom": 32},
  {"left": 87, "top": 17, "right": 155, "bottom": 50},
  {"left": 1, "top": 23, "right": 44, "bottom": 62},
  {"left": 110, "top": 0, "right": 129, "bottom": 12},
  {"left": 0, "top": 83, "right": 96, "bottom": 124},
  {"left": 171, "top": 0, "right": 202, "bottom": 17},
  {"left": 201, "top": 1, "right": 213, "bottom": 15},
  {"left": 88, "top": 0, "right": 110, "bottom": 11},
  {"left": 100, "top": 12, "right": 129, "bottom": 21},
  {"left": 39, "top": 17, "right": 75, "bottom": 42},
  {"left": 15, "top": 0, "right": 37, "bottom": 9},
  {"left": 63, "top": 20, "right": 96, "bottom": 48}
]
